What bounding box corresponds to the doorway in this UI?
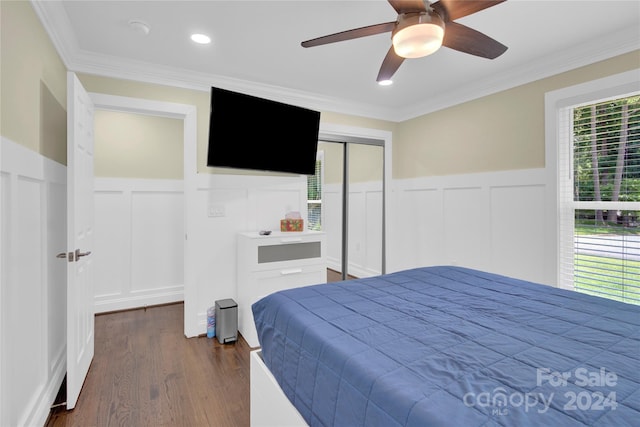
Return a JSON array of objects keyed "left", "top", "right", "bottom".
[
  {"left": 92, "top": 110, "right": 184, "bottom": 313},
  {"left": 89, "top": 93, "right": 199, "bottom": 337}
]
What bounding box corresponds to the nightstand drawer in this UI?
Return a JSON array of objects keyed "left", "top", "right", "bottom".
[
  {"left": 237, "top": 231, "right": 326, "bottom": 347},
  {"left": 258, "top": 241, "right": 321, "bottom": 264},
  {"left": 251, "top": 264, "right": 326, "bottom": 300}
]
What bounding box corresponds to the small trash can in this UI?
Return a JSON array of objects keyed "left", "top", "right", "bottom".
[{"left": 215, "top": 298, "right": 238, "bottom": 344}]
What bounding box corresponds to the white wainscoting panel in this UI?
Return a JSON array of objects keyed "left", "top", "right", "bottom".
[
  {"left": 47, "top": 178, "right": 67, "bottom": 370},
  {"left": 490, "top": 184, "right": 547, "bottom": 281},
  {"left": 364, "top": 188, "right": 383, "bottom": 275},
  {"left": 131, "top": 191, "right": 184, "bottom": 292},
  {"left": 323, "top": 185, "right": 343, "bottom": 272},
  {"left": 94, "top": 190, "right": 129, "bottom": 298},
  {"left": 442, "top": 186, "right": 491, "bottom": 269},
  {"left": 93, "top": 178, "right": 184, "bottom": 313},
  {"left": 348, "top": 191, "right": 366, "bottom": 272},
  {"left": 1, "top": 138, "right": 67, "bottom": 427},
  {"left": 393, "top": 187, "right": 443, "bottom": 271},
  {"left": 192, "top": 173, "right": 309, "bottom": 334},
  {"left": 392, "top": 168, "right": 551, "bottom": 285},
  {"left": 0, "top": 169, "right": 5, "bottom": 427},
  {"left": 324, "top": 181, "right": 383, "bottom": 278}
]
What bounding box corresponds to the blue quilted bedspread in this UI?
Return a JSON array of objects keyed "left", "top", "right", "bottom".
[{"left": 252, "top": 266, "right": 640, "bottom": 426}]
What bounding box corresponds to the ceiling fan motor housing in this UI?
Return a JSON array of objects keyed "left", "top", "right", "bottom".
[{"left": 392, "top": 11, "right": 445, "bottom": 58}]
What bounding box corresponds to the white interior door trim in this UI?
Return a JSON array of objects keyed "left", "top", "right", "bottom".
[{"left": 89, "top": 93, "right": 198, "bottom": 337}]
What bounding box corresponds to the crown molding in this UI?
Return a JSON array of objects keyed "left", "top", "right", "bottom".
[
  {"left": 396, "top": 25, "right": 640, "bottom": 121},
  {"left": 67, "top": 49, "right": 394, "bottom": 121},
  {"left": 31, "top": 0, "right": 639, "bottom": 123},
  {"left": 30, "top": 0, "right": 393, "bottom": 121},
  {"left": 31, "top": 0, "right": 78, "bottom": 68}
]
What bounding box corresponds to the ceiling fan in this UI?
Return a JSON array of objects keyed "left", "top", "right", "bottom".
[{"left": 301, "top": 0, "right": 508, "bottom": 82}]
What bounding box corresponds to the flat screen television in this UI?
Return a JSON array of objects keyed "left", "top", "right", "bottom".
[{"left": 207, "top": 87, "right": 321, "bottom": 175}]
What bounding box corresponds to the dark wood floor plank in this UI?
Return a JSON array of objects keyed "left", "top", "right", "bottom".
[
  {"left": 46, "top": 303, "right": 251, "bottom": 427},
  {"left": 47, "top": 270, "right": 342, "bottom": 427}
]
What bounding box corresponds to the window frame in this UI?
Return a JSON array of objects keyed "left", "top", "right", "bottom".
[{"left": 545, "top": 69, "right": 640, "bottom": 291}]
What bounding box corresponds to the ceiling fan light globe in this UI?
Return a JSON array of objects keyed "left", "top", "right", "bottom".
[
  {"left": 392, "top": 12, "right": 444, "bottom": 59},
  {"left": 393, "top": 23, "right": 444, "bottom": 58}
]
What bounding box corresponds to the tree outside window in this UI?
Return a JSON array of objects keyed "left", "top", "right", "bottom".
[{"left": 571, "top": 95, "right": 640, "bottom": 305}]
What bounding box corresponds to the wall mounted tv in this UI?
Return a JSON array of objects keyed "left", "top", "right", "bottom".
[{"left": 207, "top": 87, "right": 321, "bottom": 175}]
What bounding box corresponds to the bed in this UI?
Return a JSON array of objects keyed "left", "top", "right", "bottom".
[{"left": 250, "top": 265, "right": 640, "bottom": 426}]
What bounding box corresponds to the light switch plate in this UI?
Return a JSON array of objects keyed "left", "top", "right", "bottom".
[{"left": 208, "top": 205, "right": 225, "bottom": 217}]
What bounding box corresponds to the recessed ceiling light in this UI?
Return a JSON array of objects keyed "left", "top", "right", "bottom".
[
  {"left": 128, "top": 19, "right": 150, "bottom": 36},
  {"left": 378, "top": 79, "right": 393, "bottom": 86},
  {"left": 191, "top": 33, "right": 211, "bottom": 44}
]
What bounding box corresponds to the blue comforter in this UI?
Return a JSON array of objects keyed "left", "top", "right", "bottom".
[{"left": 252, "top": 266, "right": 640, "bottom": 426}]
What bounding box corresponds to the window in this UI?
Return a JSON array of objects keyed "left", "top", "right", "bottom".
[
  {"left": 558, "top": 90, "right": 640, "bottom": 305},
  {"left": 307, "top": 151, "right": 323, "bottom": 231}
]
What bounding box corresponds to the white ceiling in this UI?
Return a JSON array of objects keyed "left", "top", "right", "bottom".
[{"left": 33, "top": 0, "right": 640, "bottom": 121}]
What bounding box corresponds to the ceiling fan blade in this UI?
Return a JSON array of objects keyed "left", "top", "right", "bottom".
[
  {"left": 432, "top": 0, "right": 506, "bottom": 21},
  {"left": 377, "top": 46, "right": 406, "bottom": 82},
  {"left": 442, "top": 21, "right": 507, "bottom": 59},
  {"left": 302, "top": 21, "right": 396, "bottom": 48},
  {"left": 387, "top": 0, "right": 427, "bottom": 14}
]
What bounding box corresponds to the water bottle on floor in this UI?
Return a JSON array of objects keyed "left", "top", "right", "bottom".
[{"left": 207, "top": 306, "right": 215, "bottom": 338}]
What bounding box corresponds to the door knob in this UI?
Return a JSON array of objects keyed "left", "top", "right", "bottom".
[{"left": 75, "top": 249, "right": 92, "bottom": 259}]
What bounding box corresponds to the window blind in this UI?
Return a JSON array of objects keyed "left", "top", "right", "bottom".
[
  {"left": 307, "top": 153, "right": 323, "bottom": 231},
  {"left": 559, "top": 95, "right": 640, "bottom": 305}
]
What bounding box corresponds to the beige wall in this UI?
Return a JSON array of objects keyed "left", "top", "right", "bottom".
[
  {"left": 319, "top": 142, "right": 343, "bottom": 185},
  {"left": 319, "top": 114, "right": 391, "bottom": 185},
  {"left": 83, "top": 51, "right": 634, "bottom": 180},
  {"left": 349, "top": 143, "right": 383, "bottom": 183},
  {"left": 94, "top": 110, "right": 183, "bottom": 179},
  {"left": 394, "top": 50, "right": 640, "bottom": 179},
  {"left": 2, "top": 0, "right": 637, "bottom": 182},
  {"left": 77, "top": 74, "right": 211, "bottom": 175},
  {"left": 1, "top": 0, "right": 67, "bottom": 164},
  {"left": 320, "top": 111, "right": 397, "bottom": 134},
  {"left": 319, "top": 141, "right": 383, "bottom": 185},
  {"left": 78, "top": 75, "right": 397, "bottom": 176}
]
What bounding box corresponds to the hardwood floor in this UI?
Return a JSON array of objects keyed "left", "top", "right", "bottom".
[
  {"left": 46, "top": 270, "right": 348, "bottom": 427},
  {"left": 46, "top": 303, "right": 252, "bottom": 427},
  {"left": 326, "top": 268, "right": 358, "bottom": 283}
]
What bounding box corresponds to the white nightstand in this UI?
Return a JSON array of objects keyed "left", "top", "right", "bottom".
[{"left": 237, "top": 231, "right": 326, "bottom": 347}]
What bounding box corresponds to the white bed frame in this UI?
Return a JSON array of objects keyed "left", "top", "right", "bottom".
[{"left": 250, "top": 350, "right": 308, "bottom": 427}]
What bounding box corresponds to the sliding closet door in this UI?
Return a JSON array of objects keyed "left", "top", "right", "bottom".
[
  {"left": 317, "top": 141, "right": 344, "bottom": 280},
  {"left": 347, "top": 143, "right": 384, "bottom": 279},
  {"left": 318, "top": 140, "right": 384, "bottom": 281}
]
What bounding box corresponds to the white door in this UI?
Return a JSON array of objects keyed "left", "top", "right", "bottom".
[{"left": 65, "top": 72, "right": 95, "bottom": 409}]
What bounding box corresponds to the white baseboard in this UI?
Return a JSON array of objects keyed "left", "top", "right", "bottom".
[
  {"left": 25, "top": 345, "right": 67, "bottom": 427},
  {"left": 94, "top": 289, "right": 184, "bottom": 313}
]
